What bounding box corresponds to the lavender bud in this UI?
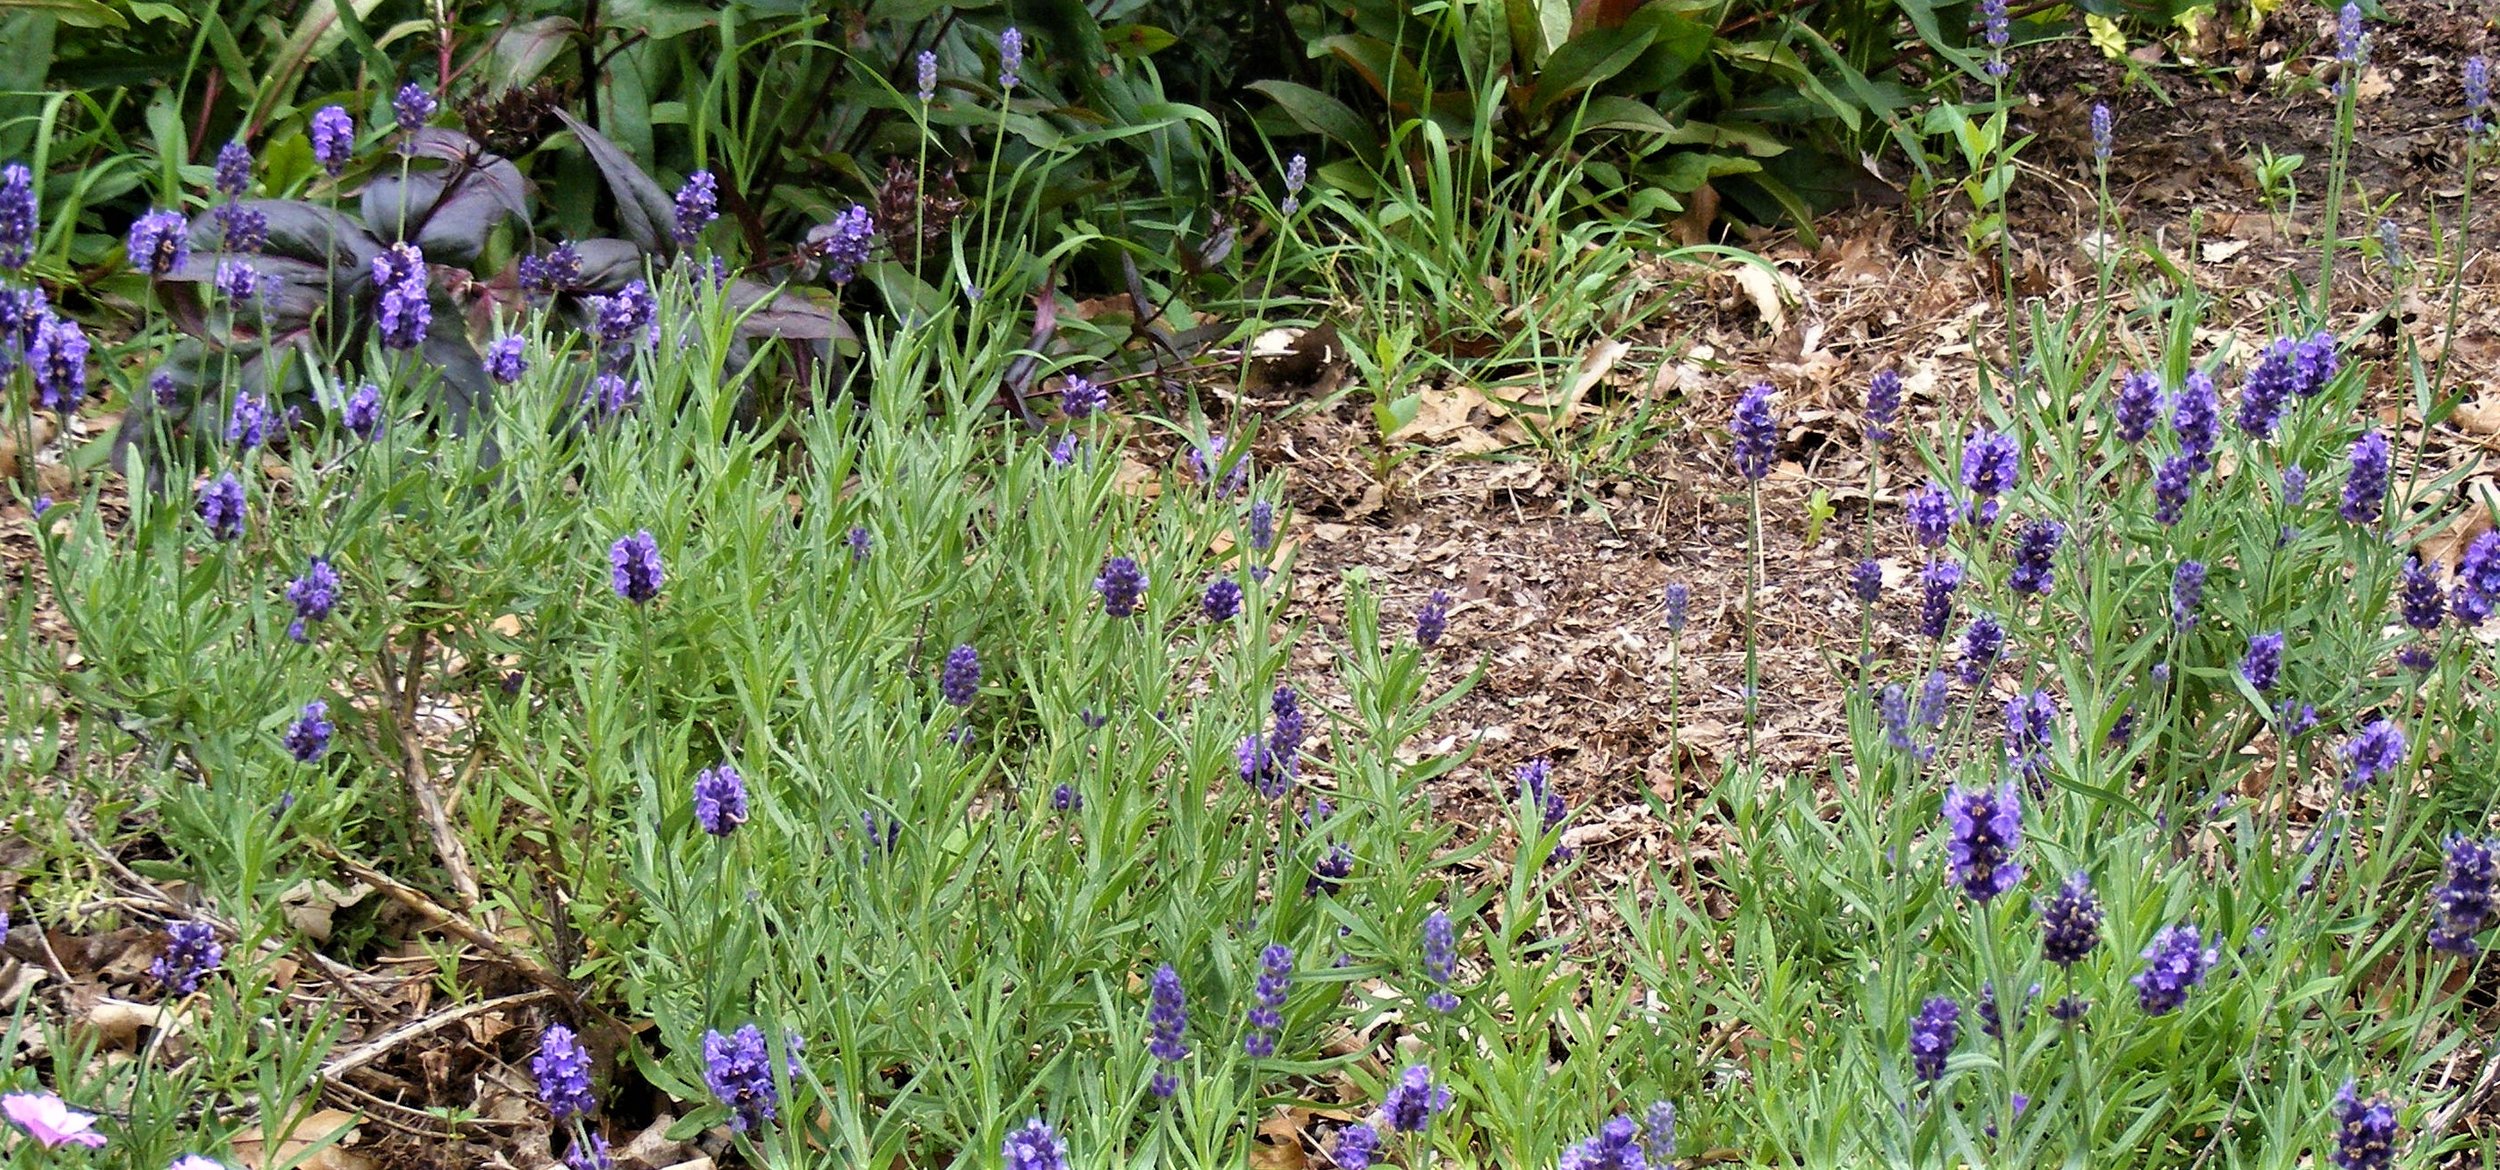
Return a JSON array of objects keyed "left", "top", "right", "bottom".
[
  {"left": 2329, "top": 1080, "right": 2397, "bottom": 1170},
  {"left": 532, "top": 1024, "right": 596, "bottom": 1121},
  {"left": 197, "top": 472, "right": 247, "bottom": 542},
  {"left": 998, "top": 27, "right": 1024, "bottom": 89},
  {"left": 2429, "top": 834, "right": 2498, "bottom": 955},
  {"left": 2090, "top": 103, "right": 2113, "bottom": 163},
  {"left": 916, "top": 51, "right": 938, "bottom": 104},
  {"left": 2113, "top": 370, "right": 2159, "bottom": 443},
  {"left": 1864, "top": 368, "right": 1901, "bottom": 443},
  {"left": 0, "top": 163, "right": 36, "bottom": 269},
  {"left": 2039, "top": 872, "right": 2103, "bottom": 965},
  {"left": 1202, "top": 578, "right": 1242, "bottom": 621},
  {"left": 393, "top": 82, "right": 436, "bottom": 134},
  {"left": 2341, "top": 719, "right": 2406, "bottom": 791},
  {"left": 940, "top": 644, "right": 981, "bottom": 707},
  {"left": 2171, "top": 560, "right": 2207, "bottom": 629},
  {"left": 1416, "top": 589, "right": 1450, "bottom": 648}
]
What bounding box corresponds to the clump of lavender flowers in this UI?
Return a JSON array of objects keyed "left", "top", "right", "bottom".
[
  {"left": 1959, "top": 428, "right": 2020, "bottom": 523},
  {"left": 284, "top": 700, "right": 333, "bottom": 763},
  {"left": 2008, "top": 519, "right": 2061, "bottom": 595},
  {"left": 1918, "top": 559, "right": 1963, "bottom": 640},
  {"left": 2341, "top": 429, "right": 2390, "bottom": 525},
  {"left": 1557, "top": 1116, "right": 1645, "bottom": 1170},
  {"left": 1002, "top": 1117, "right": 1067, "bottom": 1170},
  {"left": 2241, "top": 631, "right": 2286, "bottom": 692},
  {"left": 2113, "top": 370, "right": 2159, "bottom": 443},
  {"left": 150, "top": 921, "right": 223, "bottom": 996},
  {"left": 0, "top": 163, "right": 36, "bottom": 270},
  {"left": 1416, "top": 589, "right": 1450, "bottom": 648},
  {"left": 2132, "top": 924, "right": 2216, "bottom": 1015},
  {"left": 485, "top": 336, "right": 528, "bottom": 385},
  {"left": 1202, "top": 578, "right": 1242, "bottom": 621},
  {"left": 807, "top": 205, "right": 876, "bottom": 285},
  {"left": 286, "top": 557, "right": 341, "bottom": 643},
  {"left": 1906, "top": 480, "right": 1957, "bottom": 548},
  {"left": 2171, "top": 370, "right": 2220, "bottom": 471},
  {"left": 673, "top": 171, "right": 717, "bottom": 245},
  {"left": 533, "top": 1024, "right": 596, "bottom": 1121},
  {"left": 610, "top": 530, "right": 664, "bottom": 604},
  {"left": 1863, "top": 368, "right": 1901, "bottom": 444},
  {"left": 1095, "top": 556, "right": 1147, "bottom": 618},
  {"left": 1943, "top": 782, "right": 2023, "bottom": 901},
  {"left": 310, "top": 106, "right": 355, "bottom": 176},
  {"left": 2342, "top": 719, "right": 2406, "bottom": 790},
  {"left": 1379, "top": 1064, "right": 1449, "bottom": 1133},
  {"left": 198, "top": 473, "right": 247, "bottom": 542},
  {"left": 1959, "top": 614, "right": 2003, "bottom": 685},
  {"left": 2330, "top": 1080, "right": 2397, "bottom": 1170},
  {"left": 2171, "top": 560, "right": 2208, "bottom": 629},
  {"left": 940, "top": 644, "right": 980, "bottom": 707},
  {"left": 2003, "top": 690, "right": 2056, "bottom": 784},
  {"left": 1145, "top": 963, "right": 1189, "bottom": 1097},
  {"left": 127, "top": 209, "right": 189, "bottom": 276},
  {"left": 700, "top": 1024, "right": 783, "bottom": 1132},
  {"left": 693, "top": 764, "right": 748, "bottom": 837}
]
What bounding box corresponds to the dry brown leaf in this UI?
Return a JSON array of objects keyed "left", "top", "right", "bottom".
[
  {"left": 2199, "top": 239, "right": 2251, "bottom": 264},
  {"left": 1388, "top": 385, "right": 1488, "bottom": 444},
  {"left": 230, "top": 1109, "right": 371, "bottom": 1170},
  {"left": 1727, "top": 262, "right": 1797, "bottom": 335}
]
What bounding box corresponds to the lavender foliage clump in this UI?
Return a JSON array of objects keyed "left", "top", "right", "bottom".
[
  {"left": 940, "top": 644, "right": 980, "bottom": 707},
  {"left": 1908, "top": 996, "right": 1959, "bottom": 1081},
  {"left": 2008, "top": 519, "right": 2061, "bottom": 595},
  {"left": 693, "top": 764, "right": 747, "bottom": 837},
  {"left": 2429, "top": 834, "right": 2498, "bottom": 955},
  {"left": 533, "top": 1024, "right": 596, "bottom": 1121},
  {"left": 2342, "top": 429, "right": 2390, "bottom": 524},
  {"left": 2039, "top": 872, "right": 2104, "bottom": 965},
  {"left": 1943, "top": 782, "right": 2024, "bottom": 902},
  {"left": 285, "top": 700, "right": 333, "bottom": 763},
  {"left": 2133, "top": 924, "right": 2217, "bottom": 1015},
  {"left": 1095, "top": 557, "right": 1147, "bottom": 618},
  {"left": 610, "top": 530, "right": 664, "bottom": 603},
  {"left": 151, "top": 921, "right": 223, "bottom": 996},
  {"left": 1729, "top": 383, "right": 1779, "bottom": 481},
  {"left": 1146, "top": 963, "right": 1189, "bottom": 1097}
]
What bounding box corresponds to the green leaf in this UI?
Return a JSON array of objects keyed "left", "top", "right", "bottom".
[
  {"left": 1247, "top": 80, "right": 1381, "bottom": 168},
  {"left": 604, "top": 0, "right": 714, "bottom": 40},
  {"left": 1528, "top": 23, "right": 1654, "bottom": 118},
  {"left": 1610, "top": 6, "right": 1713, "bottom": 91},
  {"left": 1100, "top": 23, "right": 1176, "bottom": 57},
  {"left": 0, "top": 0, "right": 119, "bottom": 28},
  {"left": 1566, "top": 95, "right": 1674, "bottom": 137}
]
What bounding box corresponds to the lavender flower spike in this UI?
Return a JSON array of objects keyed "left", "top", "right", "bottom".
[
  {"left": 2342, "top": 719, "right": 2407, "bottom": 790},
  {"left": 1379, "top": 1064, "right": 1449, "bottom": 1133},
  {"left": 940, "top": 644, "right": 980, "bottom": 707},
  {"left": 2341, "top": 428, "right": 2390, "bottom": 525},
  {"left": 693, "top": 764, "right": 748, "bottom": 837},
  {"left": 310, "top": 106, "right": 355, "bottom": 176},
  {"left": 0, "top": 163, "right": 36, "bottom": 269},
  {"left": 533, "top": 1024, "right": 597, "bottom": 1120},
  {"left": 2330, "top": 1080, "right": 2398, "bottom": 1170},
  {"left": 1943, "top": 781, "right": 2024, "bottom": 902},
  {"left": 2039, "top": 872, "right": 2103, "bottom": 965},
  {"left": 1417, "top": 588, "right": 1450, "bottom": 648},
  {"left": 1096, "top": 556, "right": 1147, "bottom": 618},
  {"left": 610, "top": 530, "right": 664, "bottom": 603},
  {"left": 127, "top": 209, "right": 190, "bottom": 276},
  {"left": 1729, "top": 382, "right": 1779, "bottom": 481},
  {"left": 1908, "top": 995, "right": 1959, "bottom": 1081},
  {"left": 1145, "top": 963, "right": 1189, "bottom": 1097},
  {"left": 1421, "top": 909, "right": 1459, "bottom": 1012},
  {"left": 151, "top": 921, "right": 223, "bottom": 996},
  {"left": 2429, "top": 834, "right": 2498, "bottom": 956},
  {"left": 2132, "top": 924, "right": 2216, "bottom": 1015},
  {"left": 998, "top": 26, "right": 1025, "bottom": 88},
  {"left": 1244, "top": 944, "right": 1292, "bottom": 1057},
  {"left": 1002, "top": 1117, "right": 1067, "bottom": 1170},
  {"left": 700, "top": 1024, "right": 781, "bottom": 1132},
  {"left": 1863, "top": 368, "right": 1901, "bottom": 444}
]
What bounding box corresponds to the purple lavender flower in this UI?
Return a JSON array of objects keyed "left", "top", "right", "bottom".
[
  {"left": 1249, "top": 500, "right": 1276, "bottom": 552},
  {"left": 1186, "top": 433, "right": 1251, "bottom": 494},
  {"left": 1002, "top": 1117, "right": 1067, "bottom": 1170},
  {"left": 2330, "top": 1080, "right": 2397, "bottom": 1170},
  {"left": 1879, "top": 684, "right": 1921, "bottom": 759},
  {"left": 2153, "top": 454, "right": 2197, "bottom": 525},
  {"left": 1730, "top": 382, "right": 1779, "bottom": 481},
  {"left": 486, "top": 336, "right": 528, "bottom": 385},
  {"left": 1943, "top": 781, "right": 2023, "bottom": 901},
  {"left": 1047, "top": 372, "right": 1108, "bottom": 420},
  {"left": 940, "top": 643, "right": 980, "bottom": 707},
  {"left": 2090, "top": 103, "right": 2113, "bottom": 164},
  {"left": 518, "top": 241, "right": 583, "bottom": 299},
  {"left": 2341, "top": 429, "right": 2390, "bottom": 525},
  {"left": 151, "top": 921, "right": 223, "bottom": 996},
  {"left": 1047, "top": 434, "right": 1080, "bottom": 467},
  {"left": 1663, "top": 583, "right": 1690, "bottom": 632},
  {"left": 27, "top": 313, "right": 88, "bottom": 413},
  {"left": 673, "top": 170, "right": 717, "bottom": 245},
  {"left": 1200, "top": 578, "right": 1242, "bottom": 621},
  {"left": 1558, "top": 1115, "right": 1646, "bottom": 1170},
  {"left": 2113, "top": 370, "right": 2159, "bottom": 443},
  {"left": 1918, "top": 559, "right": 1963, "bottom": 639},
  {"left": 393, "top": 82, "right": 436, "bottom": 134},
  {"left": 1642, "top": 1101, "right": 1677, "bottom": 1166},
  {"left": 1309, "top": 838, "right": 1353, "bottom": 897},
  {"left": 2171, "top": 560, "right": 2207, "bottom": 629},
  {"left": 2132, "top": 924, "right": 2216, "bottom": 1015},
  {"left": 343, "top": 383, "right": 383, "bottom": 441},
  {"left": 1422, "top": 909, "right": 1459, "bottom": 1012},
  {"left": 1960, "top": 428, "right": 2020, "bottom": 509},
  {"left": 2400, "top": 644, "right": 2437, "bottom": 673},
  {"left": 847, "top": 526, "right": 872, "bottom": 562},
  {"left": 594, "top": 373, "right": 640, "bottom": 417},
  {"left": 692, "top": 764, "right": 747, "bottom": 836},
  {"left": 1050, "top": 783, "right": 1081, "bottom": 812},
  {"left": 198, "top": 473, "right": 246, "bottom": 542},
  {"left": 0, "top": 164, "right": 35, "bottom": 269},
  {"left": 284, "top": 699, "right": 333, "bottom": 763},
  {"left": 1417, "top": 588, "right": 1450, "bottom": 648},
  {"left": 213, "top": 258, "right": 261, "bottom": 302},
  {"left": 2293, "top": 332, "right": 2339, "bottom": 397},
  {"left": 806, "top": 204, "right": 876, "bottom": 285},
  {"left": 915, "top": 50, "right": 939, "bottom": 104},
  {"left": 1906, "top": 480, "right": 1957, "bottom": 548},
  {"left": 286, "top": 557, "right": 341, "bottom": 643},
  {"left": 1280, "top": 153, "right": 1308, "bottom": 217},
  {"left": 2008, "top": 519, "right": 2061, "bottom": 595},
  {"left": 372, "top": 243, "right": 430, "bottom": 350},
  {"left": 2239, "top": 338, "right": 2300, "bottom": 439},
  {"left": 589, "top": 280, "right": 658, "bottom": 360},
  {"left": 1096, "top": 556, "right": 1147, "bottom": 618},
  {"left": 1380, "top": 1064, "right": 1449, "bottom": 1132},
  {"left": 2334, "top": 2, "right": 2366, "bottom": 67},
  {"left": 1516, "top": 758, "right": 1571, "bottom": 861},
  {"left": 610, "top": 530, "right": 663, "bottom": 603},
  {"left": 2393, "top": 555, "right": 2444, "bottom": 632},
  {"left": 225, "top": 389, "right": 270, "bottom": 451},
  {"left": 2169, "top": 371, "right": 2221, "bottom": 471},
  {"left": 1850, "top": 558, "right": 1883, "bottom": 604},
  {"left": 1238, "top": 734, "right": 1287, "bottom": 798},
  {"left": 1959, "top": 614, "right": 2003, "bottom": 685},
  {"left": 1331, "top": 1123, "right": 1379, "bottom": 1169},
  {"left": 2469, "top": 57, "right": 2493, "bottom": 134},
  {"left": 2039, "top": 872, "right": 2103, "bottom": 965},
  {"left": 212, "top": 140, "right": 252, "bottom": 197},
  {"left": 127, "top": 209, "right": 189, "bottom": 276},
  {"left": 1144, "top": 963, "right": 1190, "bottom": 1096},
  {"left": 998, "top": 26, "right": 1025, "bottom": 89},
  {"left": 2004, "top": 689, "right": 2057, "bottom": 783},
  {"left": 2342, "top": 719, "right": 2406, "bottom": 790},
  {"left": 2241, "top": 631, "right": 2286, "bottom": 691},
  {"left": 700, "top": 1024, "right": 780, "bottom": 1132},
  {"left": 533, "top": 1024, "right": 596, "bottom": 1120},
  {"left": 1864, "top": 368, "right": 1901, "bottom": 444},
  {"left": 564, "top": 1134, "right": 614, "bottom": 1170},
  {"left": 1270, "top": 686, "right": 1304, "bottom": 772},
  {"left": 310, "top": 106, "right": 355, "bottom": 176},
  {"left": 2430, "top": 834, "right": 2498, "bottom": 955},
  {"left": 1908, "top": 996, "right": 1959, "bottom": 1081},
  {"left": 1245, "top": 944, "right": 1291, "bottom": 1057}
]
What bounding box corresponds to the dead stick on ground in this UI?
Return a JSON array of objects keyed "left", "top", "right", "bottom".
[
  {"left": 321, "top": 988, "right": 554, "bottom": 1080},
  {"left": 309, "top": 840, "right": 575, "bottom": 1003},
  {"left": 386, "top": 627, "right": 482, "bottom": 910}
]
